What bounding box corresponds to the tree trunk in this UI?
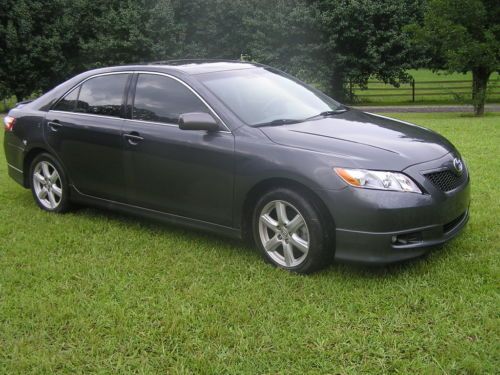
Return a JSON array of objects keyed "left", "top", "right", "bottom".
[
  {"left": 329, "top": 70, "right": 347, "bottom": 102},
  {"left": 472, "top": 67, "right": 490, "bottom": 116},
  {"left": 14, "top": 91, "right": 24, "bottom": 103}
]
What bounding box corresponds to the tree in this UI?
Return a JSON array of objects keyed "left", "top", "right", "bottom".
[
  {"left": 0, "top": 0, "right": 92, "bottom": 100},
  {"left": 241, "top": 0, "right": 322, "bottom": 85},
  {"left": 408, "top": 0, "right": 500, "bottom": 115},
  {"left": 313, "top": 0, "right": 425, "bottom": 100},
  {"left": 168, "top": 0, "right": 251, "bottom": 59},
  {"left": 61, "top": 0, "right": 165, "bottom": 69},
  {"left": 239, "top": 1, "right": 425, "bottom": 101}
]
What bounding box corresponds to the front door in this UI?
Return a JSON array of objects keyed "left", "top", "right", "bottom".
[{"left": 122, "top": 73, "right": 235, "bottom": 226}]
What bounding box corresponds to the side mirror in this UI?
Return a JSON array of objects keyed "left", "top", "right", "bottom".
[{"left": 178, "top": 112, "right": 220, "bottom": 131}]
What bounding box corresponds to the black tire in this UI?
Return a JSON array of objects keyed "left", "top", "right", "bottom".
[
  {"left": 29, "top": 153, "right": 71, "bottom": 213},
  {"left": 252, "top": 187, "right": 334, "bottom": 274}
]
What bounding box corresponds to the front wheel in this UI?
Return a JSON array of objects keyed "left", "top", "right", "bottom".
[
  {"left": 252, "top": 188, "right": 333, "bottom": 273},
  {"left": 30, "top": 153, "right": 71, "bottom": 213}
]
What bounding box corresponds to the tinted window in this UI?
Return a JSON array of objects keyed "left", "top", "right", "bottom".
[
  {"left": 54, "top": 87, "right": 79, "bottom": 112},
  {"left": 133, "top": 74, "right": 208, "bottom": 124},
  {"left": 76, "top": 74, "right": 128, "bottom": 117}
]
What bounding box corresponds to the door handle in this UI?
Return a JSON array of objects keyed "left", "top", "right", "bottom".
[
  {"left": 124, "top": 132, "right": 144, "bottom": 145},
  {"left": 48, "top": 121, "right": 62, "bottom": 132}
]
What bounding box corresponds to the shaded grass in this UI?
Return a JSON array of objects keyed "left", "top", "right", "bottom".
[{"left": 0, "top": 113, "right": 499, "bottom": 373}]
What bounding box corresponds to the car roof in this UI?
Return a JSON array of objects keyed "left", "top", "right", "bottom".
[
  {"left": 114, "top": 59, "right": 261, "bottom": 75},
  {"left": 30, "top": 60, "right": 264, "bottom": 112}
]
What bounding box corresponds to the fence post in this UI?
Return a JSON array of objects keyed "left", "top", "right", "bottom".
[
  {"left": 411, "top": 78, "right": 415, "bottom": 102},
  {"left": 349, "top": 80, "right": 353, "bottom": 103}
]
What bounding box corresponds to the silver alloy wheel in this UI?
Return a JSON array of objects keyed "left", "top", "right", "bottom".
[
  {"left": 32, "top": 161, "right": 63, "bottom": 210},
  {"left": 258, "top": 200, "right": 310, "bottom": 267}
]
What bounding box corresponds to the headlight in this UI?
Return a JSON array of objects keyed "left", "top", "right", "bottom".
[{"left": 334, "top": 167, "right": 422, "bottom": 193}]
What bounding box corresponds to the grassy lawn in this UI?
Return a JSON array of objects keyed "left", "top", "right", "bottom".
[
  {"left": 1, "top": 113, "right": 499, "bottom": 373},
  {"left": 353, "top": 69, "right": 500, "bottom": 105},
  {"left": 407, "top": 69, "right": 497, "bottom": 82}
]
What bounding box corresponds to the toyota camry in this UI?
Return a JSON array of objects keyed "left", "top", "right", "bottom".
[{"left": 3, "top": 60, "right": 470, "bottom": 273}]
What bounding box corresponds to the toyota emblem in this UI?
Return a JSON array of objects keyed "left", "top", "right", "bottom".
[{"left": 453, "top": 158, "right": 464, "bottom": 175}]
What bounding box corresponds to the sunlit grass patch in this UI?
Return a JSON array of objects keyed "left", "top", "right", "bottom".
[{"left": 0, "top": 113, "right": 498, "bottom": 373}]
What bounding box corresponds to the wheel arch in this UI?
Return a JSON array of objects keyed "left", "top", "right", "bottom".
[
  {"left": 241, "top": 177, "right": 335, "bottom": 243},
  {"left": 23, "top": 147, "right": 68, "bottom": 188},
  {"left": 23, "top": 147, "right": 50, "bottom": 188}
]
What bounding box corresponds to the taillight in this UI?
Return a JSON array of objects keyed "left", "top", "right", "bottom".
[{"left": 4, "top": 116, "right": 15, "bottom": 131}]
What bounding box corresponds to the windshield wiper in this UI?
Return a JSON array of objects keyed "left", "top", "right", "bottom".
[
  {"left": 304, "top": 107, "right": 349, "bottom": 121},
  {"left": 253, "top": 118, "right": 303, "bottom": 127},
  {"left": 254, "top": 106, "right": 349, "bottom": 127}
]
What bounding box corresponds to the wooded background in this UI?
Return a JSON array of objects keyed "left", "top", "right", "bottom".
[{"left": 0, "top": 0, "right": 498, "bottom": 113}]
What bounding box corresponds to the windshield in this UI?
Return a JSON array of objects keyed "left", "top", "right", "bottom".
[{"left": 198, "top": 68, "right": 342, "bottom": 126}]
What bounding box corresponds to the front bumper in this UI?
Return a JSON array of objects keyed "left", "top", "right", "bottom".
[
  {"left": 333, "top": 208, "right": 469, "bottom": 264},
  {"left": 317, "top": 153, "right": 471, "bottom": 264}
]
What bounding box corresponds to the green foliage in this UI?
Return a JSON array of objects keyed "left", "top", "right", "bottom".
[
  {"left": 407, "top": 0, "right": 500, "bottom": 115},
  {"left": 0, "top": 0, "right": 497, "bottom": 109},
  {"left": 0, "top": 0, "right": 68, "bottom": 99},
  {"left": 410, "top": 0, "right": 499, "bottom": 73},
  {"left": 313, "top": 0, "right": 425, "bottom": 99},
  {"left": 75, "top": 1, "right": 153, "bottom": 68},
  {"left": 242, "top": 0, "right": 322, "bottom": 85},
  {"left": 0, "top": 0, "right": 426, "bottom": 102},
  {"left": 1, "top": 113, "right": 499, "bottom": 373}
]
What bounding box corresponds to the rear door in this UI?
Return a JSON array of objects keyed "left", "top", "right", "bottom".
[
  {"left": 46, "top": 73, "right": 131, "bottom": 202},
  {"left": 122, "top": 73, "right": 235, "bottom": 226}
]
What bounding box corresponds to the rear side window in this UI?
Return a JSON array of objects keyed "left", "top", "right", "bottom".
[
  {"left": 76, "top": 74, "right": 128, "bottom": 117},
  {"left": 132, "top": 74, "right": 209, "bottom": 124},
  {"left": 54, "top": 87, "right": 79, "bottom": 112}
]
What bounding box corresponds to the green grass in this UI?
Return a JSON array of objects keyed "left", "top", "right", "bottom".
[
  {"left": 407, "top": 69, "right": 490, "bottom": 81},
  {"left": 353, "top": 69, "right": 500, "bottom": 105},
  {"left": 1, "top": 113, "right": 499, "bottom": 373}
]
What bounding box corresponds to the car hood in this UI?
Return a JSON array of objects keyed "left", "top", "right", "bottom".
[{"left": 259, "top": 109, "right": 458, "bottom": 170}]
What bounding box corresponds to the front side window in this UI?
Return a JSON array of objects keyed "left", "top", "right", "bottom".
[
  {"left": 132, "top": 74, "right": 209, "bottom": 124},
  {"left": 75, "top": 74, "right": 129, "bottom": 117}
]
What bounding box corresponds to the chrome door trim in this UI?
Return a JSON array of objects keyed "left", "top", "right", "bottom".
[
  {"left": 49, "top": 110, "right": 128, "bottom": 122},
  {"left": 122, "top": 117, "right": 232, "bottom": 134}
]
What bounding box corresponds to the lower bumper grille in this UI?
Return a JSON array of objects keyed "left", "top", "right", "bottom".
[{"left": 444, "top": 211, "right": 467, "bottom": 234}]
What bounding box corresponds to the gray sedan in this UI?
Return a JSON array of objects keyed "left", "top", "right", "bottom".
[{"left": 3, "top": 60, "right": 470, "bottom": 273}]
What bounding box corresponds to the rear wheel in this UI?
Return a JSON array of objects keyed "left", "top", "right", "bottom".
[
  {"left": 30, "top": 153, "right": 71, "bottom": 213},
  {"left": 253, "top": 188, "right": 333, "bottom": 273}
]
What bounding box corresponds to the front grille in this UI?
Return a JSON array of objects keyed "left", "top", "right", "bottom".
[
  {"left": 444, "top": 212, "right": 467, "bottom": 233},
  {"left": 424, "top": 169, "right": 467, "bottom": 192}
]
